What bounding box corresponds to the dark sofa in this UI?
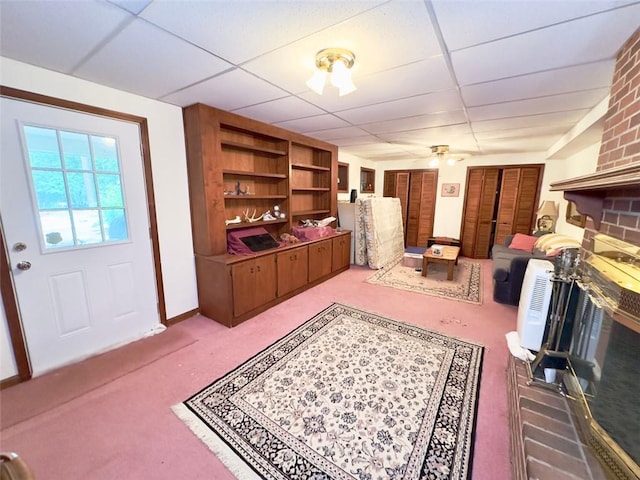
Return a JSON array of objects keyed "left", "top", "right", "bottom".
[{"left": 491, "top": 234, "right": 548, "bottom": 306}]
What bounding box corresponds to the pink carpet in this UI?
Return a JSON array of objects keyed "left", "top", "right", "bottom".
[{"left": 0, "top": 260, "right": 516, "bottom": 479}]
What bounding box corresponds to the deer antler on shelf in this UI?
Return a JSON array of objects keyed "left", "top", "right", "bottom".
[{"left": 243, "top": 209, "right": 264, "bottom": 223}]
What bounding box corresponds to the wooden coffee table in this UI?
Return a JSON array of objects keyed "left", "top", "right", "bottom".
[{"left": 422, "top": 245, "right": 460, "bottom": 281}]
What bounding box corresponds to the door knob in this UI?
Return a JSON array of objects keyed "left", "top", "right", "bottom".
[{"left": 16, "top": 261, "right": 31, "bottom": 271}]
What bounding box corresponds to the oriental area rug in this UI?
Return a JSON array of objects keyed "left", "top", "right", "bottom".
[
  {"left": 366, "top": 258, "right": 482, "bottom": 305},
  {"left": 173, "top": 303, "right": 484, "bottom": 480}
]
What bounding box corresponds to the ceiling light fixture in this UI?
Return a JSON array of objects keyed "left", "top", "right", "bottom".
[
  {"left": 429, "top": 145, "right": 463, "bottom": 168},
  {"left": 307, "top": 48, "right": 356, "bottom": 96}
]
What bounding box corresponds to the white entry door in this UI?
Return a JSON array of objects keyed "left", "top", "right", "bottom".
[{"left": 1, "top": 97, "right": 159, "bottom": 375}]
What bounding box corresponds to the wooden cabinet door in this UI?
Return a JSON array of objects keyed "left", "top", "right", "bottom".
[
  {"left": 277, "top": 246, "right": 308, "bottom": 296},
  {"left": 231, "top": 255, "right": 276, "bottom": 317},
  {"left": 308, "top": 239, "right": 332, "bottom": 282},
  {"left": 331, "top": 233, "right": 351, "bottom": 271}
]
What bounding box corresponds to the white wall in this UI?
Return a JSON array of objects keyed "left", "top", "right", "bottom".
[
  {"left": 336, "top": 151, "right": 563, "bottom": 239},
  {"left": 1, "top": 57, "right": 198, "bottom": 319},
  {"left": 540, "top": 142, "right": 600, "bottom": 238},
  {"left": 336, "top": 152, "right": 378, "bottom": 203}
]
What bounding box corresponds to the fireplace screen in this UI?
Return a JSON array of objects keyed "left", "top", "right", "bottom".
[
  {"left": 564, "top": 234, "right": 640, "bottom": 479},
  {"left": 567, "top": 288, "right": 640, "bottom": 468}
]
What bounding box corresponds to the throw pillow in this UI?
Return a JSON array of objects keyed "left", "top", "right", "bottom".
[
  {"left": 535, "top": 233, "right": 581, "bottom": 255},
  {"left": 508, "top": 233, "right": 538, "bottom": 253}
]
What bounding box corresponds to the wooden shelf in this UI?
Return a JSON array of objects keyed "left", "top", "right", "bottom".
[
  {"left": 549, "top": 164, "right": 640, "bottom": 229},
  {"left": 291, "top": 187, "right": 330, "bottom": 192},
  {"left": 226, "top": 218, "right": 288, "bottom": 230},
  {"left": 291, "top": 209, "right": 331, "bottom": 216},
  {"left": 221, "top": 140, "right": 286, "bottom": 156},
  {"left": 223, "top": 169, "right": 287, "bottom": 179},
  {"left": 224, "top": 194, "right": 287, "bottom": 200},
  {"left": 291, "top": 163, "right": 331, "bottom": 172}
]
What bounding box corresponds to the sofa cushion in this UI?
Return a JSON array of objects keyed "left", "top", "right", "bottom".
[{"left": 508, "top": 233, "right": 538, "bottom": 253}]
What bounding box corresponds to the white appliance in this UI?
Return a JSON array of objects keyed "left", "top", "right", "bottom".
[
  {"left": 337, "top": 202, "right": 356, "bottom": 264},
  {"left": 517, "top": 259, "right": 554, "bottom": 351}
]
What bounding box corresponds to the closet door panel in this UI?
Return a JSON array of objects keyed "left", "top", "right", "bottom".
[
  {"left": 475, "top": 169, "right": 500, "bottom": 259},
  {"left": 461, "top": 169, "right": 483, "bottom": 257},
  {"left": 415, "top": 172, "right": 437, "bottom": 247},
  {"left": 514, "top": 167, "right": 540, "bottom": 234},
  {"left": 494, "top": 168, "right": 520, "bottom": 247}
]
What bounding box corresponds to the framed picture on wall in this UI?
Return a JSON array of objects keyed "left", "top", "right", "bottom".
[
  {"left": 441, "top": 183, "right": 460, "bottom": 197},
  {"left": 566, "top": 201, "right": 587, "bottom": 227}
]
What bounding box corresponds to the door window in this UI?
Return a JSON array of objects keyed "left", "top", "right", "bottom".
[{"left": 22, "top": 125, "right": 128, "bottom": 251}]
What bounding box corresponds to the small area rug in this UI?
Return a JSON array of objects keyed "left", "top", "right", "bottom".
[
  {"left": 173, "top": 303, "right": 484, "bottom": 480},
  {"left": 366, "top": 258, "right": 482, "bottom": 305}
]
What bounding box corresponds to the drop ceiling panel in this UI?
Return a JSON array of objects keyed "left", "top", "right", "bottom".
[
  {"left": 0, "top": 1, "right": 131, "bottom": 73},
  {"left": 232, "top": 96, "right": 328, "bottom": 124},
  {"left": 451, "top": 4, "right": 640, "bottom": 85},
  {"left": 274, "top": 115, "right": 352, "bottom": 134},
  {"left": 305, "top": 126, "right": 375, "bottom": 142},
  {"left": 467, "top": 88, "right": 610, "bottom": 122},
  {"left": 480, "top": 134, "right": 565, "bottom": 153},
  {"left": 433, "top": 0, "right": 636, "bottom": 51},
  {"left": 362, "top": 110, "right": 468, "bottom": 135},
  {"left": 472, "top": 110, "right": 590, "bottom": 133},
  {"left": 241, "top": 0, "right": 442, "bottom": 97},
  {"left": 75, "top": 19, "right": 233, "bottom": 98},
  {"left": 461, "top": 60, "right": 616, "bottom": 106},
  {"left": 161, "top": 69, "right": 289, "bottom": 109},
  {"left": 140, "top": 1, "right": 385, "bottom": 65},
  {"left": 475, "top": 124, "right": 576, "bottom": 141}
]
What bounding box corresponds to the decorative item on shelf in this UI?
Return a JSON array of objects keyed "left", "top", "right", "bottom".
[
  {"left": 430, "top": 244, "right": 444, "bottom": 256},
  {"left": 280, "top": 233, "right": 300, "bottom": 244},
  {"left": 273, "top": 205, "right": 286, "bottom": 219},
  {"left": 565, "top": 201, "right": 586, "bottom": 227},
  {"left": 536, "top": 200, "right": 559, "bottom": 232},
  {"left": 224, "top": 181, "right": 253, "bottom": 196},
  {"left": 243, "top": 209, "right": 264, "bottom": 223},
  {"left": 299, "top": 216, "right": 336, "bottom": 228},
  {"left": 428, "top": 145, "right": 464, "bottom": 168},
  {"left": 307, "top": 48, "right": 356, "bottom": 96},
  {"left": 225, "top": 215, "right": 241, "bottom": 226},
  {"left": 262, "top": 210, "right": 278, "bottom": 221}
]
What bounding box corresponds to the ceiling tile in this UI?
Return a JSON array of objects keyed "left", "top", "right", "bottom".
[
  {"left": 140, "top": 1, "right": 386, "bottom": 64},
  {"left": 274, "top": 115, "right": 352, "bottom": 134},
  {"left": 433, "top": 0, "right": 637, "bottom": 51},
  {"left": 336, "top": 89, "right": 463, "bottom": 125},
  {"left": 0, "top": 1, "right": 131, "bottom": 73},
  {"left": 467, "top": 88, "right": 610, "bottom": 121},
  {"left": 362, "top": 110, "right": 468, "bottom": 135},
  {"left": 450, "top": 3, "right": 640, "bottom": 85},
  {"left": 479, "top": 134, "right": 565, "bottom": 153},
  {"left": 161, "top": 69, "right": 289, "bottom": 109},
  {"left": 232, "top": 96, "right": 327, "bottom": 124},
  {"left": 472, "top": 110, "right": 590, "bottom": 133},
  {"left": 75, "top": 19, "right": 233, "bottom": 98},
  {"left": 305, "top": 126, "right": 374, "bottom": 142},
  {"left": 107, "top": 0, "right": 153, "bottom": 15},
  {"left": 461, "top": 60, "right": 615, "bottom": 106}
]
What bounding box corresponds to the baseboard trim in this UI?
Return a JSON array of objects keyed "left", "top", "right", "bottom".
[
  {"left": 0, "top": 374, "right": 24, "bottom": 390},
  {"left": 166, "top": 308, "right": 199, "bottom": 326}
]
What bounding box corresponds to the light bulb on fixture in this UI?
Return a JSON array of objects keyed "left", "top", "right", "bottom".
[
  {"left": 307, "top": 48, "right": 356, "bottom": 96},
  {"left": 429, "top": 145, "right": 463, "bottom": 168}
]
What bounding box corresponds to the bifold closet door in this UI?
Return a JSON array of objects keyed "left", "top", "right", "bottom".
[
  {"left": 461, "top": 168, "right": 500, "bottom": 258},
  {"left": 405, "top": 171, "right": 437, "bottom": 247},
  {"left": 383, "top": 171, "right": 410, "bottom": 233}
]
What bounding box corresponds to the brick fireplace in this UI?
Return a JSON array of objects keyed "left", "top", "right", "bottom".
[{"left": 508, "top": 28, "right": 640, "bottom": 480}]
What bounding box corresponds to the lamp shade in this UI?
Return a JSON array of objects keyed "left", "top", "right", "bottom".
[{"left": 537, "top": 200, "right": 559, "bottom": 217}]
